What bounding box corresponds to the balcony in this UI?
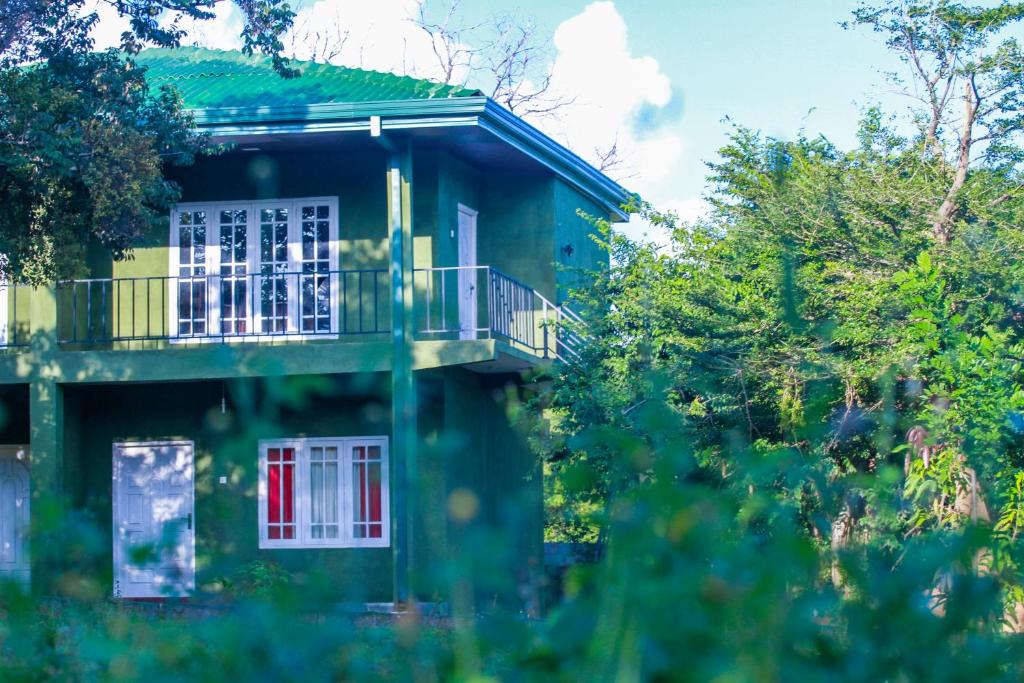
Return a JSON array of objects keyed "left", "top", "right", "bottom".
[{"left": 48, "top": 266, "right": 583, "bottom": 363}]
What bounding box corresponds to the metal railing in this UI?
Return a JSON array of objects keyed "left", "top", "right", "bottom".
[
  {"left": 57, "top": 270, "right": 389, "bottom": 345},
  {"left": 414, "top": 266, "right": 587, "bottom": 362},
  {"left": 54, "top": 266, "right": 589, "bottom": 361}
]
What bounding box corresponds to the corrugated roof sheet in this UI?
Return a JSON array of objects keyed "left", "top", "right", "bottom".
[{"left": 134, "top": 47, "right": 482, "bottom": 110}]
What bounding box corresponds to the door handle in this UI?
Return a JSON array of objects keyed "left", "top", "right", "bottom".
[{"left": 186, "top": 513, "right": 193, "bottom": 531}]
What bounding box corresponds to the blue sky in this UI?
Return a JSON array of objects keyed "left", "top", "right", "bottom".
[
  {"left": 92, "top": 0, "right": 911, "bottom": 235},
  {"left": 455, "top": 0, "right": 907, "bottom": 229}
]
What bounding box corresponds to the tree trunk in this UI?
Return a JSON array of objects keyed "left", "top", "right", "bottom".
[
  {"left": 930, "top": 80, "right": 978, "bottom": 244},
  {"left": 830, "top": 501, "right": 858, "bottom": 589}
]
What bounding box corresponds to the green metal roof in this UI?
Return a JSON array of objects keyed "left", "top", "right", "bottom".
[
  {"left": 134, "top": 47, "right": 482, "bottom": 110},
  {"left": 131, "top": 47, "right": 630, "bottom": 221}
]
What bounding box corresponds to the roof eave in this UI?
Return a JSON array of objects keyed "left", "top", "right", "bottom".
[{"left": 189, "top": 96, "right": 632, "bottom": 222}]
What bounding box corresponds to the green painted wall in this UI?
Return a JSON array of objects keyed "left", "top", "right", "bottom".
[
  {"left": 442, "top": 367, "right": 543, "bottom": 610},
  {"left": 62, "top": 375, "right": 414, "bottom": 602},
  {"left": 553, "top": 178, "right": 610, "bottom": 302},
  {"left": 479, "top": 171, "right": 556, "bottom": 302},
  {"left": 48, "top": 368, "right": 540, "bottom": 607}
]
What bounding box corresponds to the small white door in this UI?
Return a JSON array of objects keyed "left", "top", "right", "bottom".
[
  {"left": 0, "top": 447, "right": 30, "bottom": 585},
  {"left": 457, "top": 205, "right": 478, "bottom": 340},
  {"left": 0, "top": 281, "right": 9, "bottom": 347},
  {"left": 113, "top": 441, "right": 195, "bottom": 598}
]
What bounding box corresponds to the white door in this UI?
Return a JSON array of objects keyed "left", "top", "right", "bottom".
[
  {"left": 113, "top": 441, "right": 195, "bottom": 598},
  {"left": 0, "top": 447, "right": 30, "bottom": 585},
  {"left": 0, "top": 281, "right": 9, "bottom": 347},
  {"left": 457, "top": 205, "right": 478, "bottom": 340}
]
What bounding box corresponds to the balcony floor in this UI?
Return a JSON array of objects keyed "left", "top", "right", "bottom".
[{"left": 0, "top": 337, "right": 540, "bottom": 385}]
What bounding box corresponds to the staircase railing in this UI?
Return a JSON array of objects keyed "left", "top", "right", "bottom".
[{"left": 414, "top": 266, "right": 588, "bottom": 362}]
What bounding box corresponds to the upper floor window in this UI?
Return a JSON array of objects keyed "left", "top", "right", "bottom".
[
  {"left": 258, "top": 437, "right": 389, "bottom": 549},
  {"left": 169, "top": 198, "right": 339, "bottom": 339}
]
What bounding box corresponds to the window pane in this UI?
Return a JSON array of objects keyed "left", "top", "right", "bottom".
[
  {"left": 302, "top": 220, "right": 314, "bottom": 260},
  {"left": 179, "top": 226, "right": 191, "bottom": 265},
  {"left": 352, "top": 444, "right": 383, "bottom": 539},
  {"left": 268, "top": 464, "right": 280, "bottom": 523},
  {"left": 283, "top": 462, "right": 294, "bottom": 524},
  {"left": 266, "top": 447, "right": 296, "bottom": 541},
  {"left": 308, "top": 445, "right": 340, "bottom": 541},
  {"left": 369, "top": 461, "right": 382, "bottom": 537},
  {"left": 325, "top": 462, "right": 338, "bottom": 524},
  {"left": 310, "top": 462, "right": 323, "bottom": 524}
]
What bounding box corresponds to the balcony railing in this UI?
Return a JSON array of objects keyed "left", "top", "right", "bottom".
[
  {"left": 53, "top": 266, "right": 587, "bottom": 361},
  {"left": 415, "top": 266, "right": 586, "bottom": 362},
  {"left": 57, "top": 270, "right": 390, "bottom": 344}
]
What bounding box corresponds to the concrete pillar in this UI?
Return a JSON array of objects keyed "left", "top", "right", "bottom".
[
  {"left": 389, "top": 140, "right": 417, "bottom": 607},
  {"left": 28, "top": 286, "right": 64, "bottom": 593}
]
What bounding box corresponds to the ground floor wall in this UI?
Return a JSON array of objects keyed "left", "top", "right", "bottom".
[
  {"left": 63, "top": 375, "right": 396, "bottom": 602},
  {"left": 20, "top": 367, "right": 542, "bottom": 608}
]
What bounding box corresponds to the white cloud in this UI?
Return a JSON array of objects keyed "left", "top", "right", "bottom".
[
  {"left": 85, "top": 0, "right": 130, "bottom": 50},
  {"left": 85, "top": 0, "right": 244, "bottom": 51},
  {"left": 284, "top": 0, "right": 460, "bottom": 82},
  {"left": 540, "top": 2, "right": 683, "bottom": 186},
  {"left": 178, "top": 4, "right": 245, "bottom": 51}
]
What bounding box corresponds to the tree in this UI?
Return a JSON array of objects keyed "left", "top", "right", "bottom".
[
  {"left": 0, "top": 0, "right": 296, "bottom": 282},
  {"left": 547, "top": 106, "right": 1024, "bottom": 618},
  {"left": 413, "top": 0, "right": 570, "bottom": 117},
  {"left": 847, "top": 1, "right": 1024, "bottom": 243}
]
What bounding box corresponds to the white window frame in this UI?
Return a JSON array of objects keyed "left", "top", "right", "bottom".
[
  {"left": 168, "top": 196, "right": 340, "bottom": 342},
  {"left": 257, "top": 436, "right": 390, "bottom": 550}
]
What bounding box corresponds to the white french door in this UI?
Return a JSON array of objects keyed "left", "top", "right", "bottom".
[
  {"left": 457, "top": 204, "right": 478, "bottom": 340},
  {"left": 112, "top": 441, "right": 195, "bottom": 599},
  {"left": 170, "top": 197, "right": 338, "bottom": 339},
  {"left": 0, "top": 446, "right": 30, "bottom": 585}
]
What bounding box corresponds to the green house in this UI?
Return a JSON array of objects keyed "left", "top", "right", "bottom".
[{"left": 0, "top": 47, "right": 627, "bottom": 610}]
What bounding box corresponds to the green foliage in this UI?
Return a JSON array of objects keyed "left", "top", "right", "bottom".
[
  {"left": 0, "top": 0, "right": 297, "bottom": 282},
  {"left": 543, "top": 102, "right": 1024, "bottom": 625},
  {"left": 4, "top": 408, "right": 1024, "bottom": 680},
  {"left": 220, "top": 561, "right": 293, "bottom": 599}
]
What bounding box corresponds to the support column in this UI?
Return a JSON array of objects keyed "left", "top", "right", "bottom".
[
  {"left": 389, "top": 140, "right": 417, "bottom": 608},
  {"left": 28, "top": 285, "right": 64, "bottom": 594}
]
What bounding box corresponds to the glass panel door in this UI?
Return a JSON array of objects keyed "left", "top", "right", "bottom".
[
  {"left": 258, "top": 207, "right": 290, "bottom": 333},
  {"left": 176, "top": 209, "right": 207, "bottom": 336},
  {"left": 219, "top": 208, "right": 248, "bottom": 335},
  {"left": 299, "top": 203, "right": 332, "bottom": 333}
]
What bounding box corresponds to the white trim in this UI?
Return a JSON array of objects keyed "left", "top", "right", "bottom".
[
  {"left": 258, "top": 436, "right": 390, "bottom": 550},
  {"left": 112, "top": 440, "right": 196, "bottom": 599},
  {"left": 168, "top": 196, "right": 340, "bottom": 343}
]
